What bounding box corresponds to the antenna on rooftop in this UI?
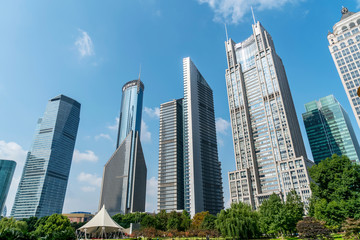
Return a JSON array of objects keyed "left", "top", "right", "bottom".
[
  {"left": 225, "top": 23, "right": 229, "bottom": 42},
  {"left": 251, "top": 6, "right": 256, "bottom": 25},
  {"left": 138, "top": 64, "right": 141, "bottom": 80}
]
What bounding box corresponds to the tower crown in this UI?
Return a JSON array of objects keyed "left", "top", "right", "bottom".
[{"left": 341, "top": 6, "right": 349, "bottom": 15}]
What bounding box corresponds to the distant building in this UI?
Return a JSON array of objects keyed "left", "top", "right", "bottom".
[
  {"left": 0, "top": 160, "right": 16, "bottom": 214},
  {"left": 328, "top": 7, "right": 360, "bottom": 128},
  {"left": 225, "top": 21, "right": 312, "bottom": 209},
  {"left": 11, "top": 95, "right": 80, "bottom": 219},
  {"left": 157, "top": 99, "right": 184, "bottom": 212},
  {"left": 99, "top": 80, "right": 147, "bottom": 216},
  {"left": 157, "top": 58, "right": 224, "bottom": 216},
  {"left": 303, "top": 95, "right": 360, "bottom": 164},
  {"left": 63, "top": 212, "right": 94, "bottom": 223}
]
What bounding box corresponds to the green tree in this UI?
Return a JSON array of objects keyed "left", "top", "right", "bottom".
[
  {"left": 180, "top": 210, "right": 191, "bottom": 231},
  {"left": 155, "top": 210, "right": 168, "bottom": 231},
  {"left": 200, "top": 214, "right": 217, "bottom": 230},
  {"left": 112, "top": 212, "right": 146, "bottom": 228},
  {"left": 22, "top": 216, "right": 38, "bottom": 232},
  {"left": 280, "top": 190, "right": 304, "bottom": 235},
  {"left": 0, "top": 217, "right": 27, "bottom": 233},
  {"left": 215, "top": 202, "right": 260, "bottom": 239},
  {"left": 167, "top": 211, "right": 182, "bottom": 231},
  {"left": 259, "top": 193, "right": 283, "bottom": 236},
  {"left": 34, "top": 214, "right": 74, "bottom": 238},
  {"left": 309, "top": 154, "right": 360, "bottom": 229},
  {"left": 140, "top": 214, "right": 156, "bottom": 229}
]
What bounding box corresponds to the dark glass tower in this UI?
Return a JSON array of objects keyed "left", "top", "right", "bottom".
[
  {"left": 11, "top": 95, "right": 80, "bottom": 219},
  {"left": 303, "top": 95, "right": 360, "bottom": 164},
  {"left": 0, "top": 160, "right": 16, "bottom": 214},
  {"left": 99, "top": 79, "right": 147, "bottom": 216}
]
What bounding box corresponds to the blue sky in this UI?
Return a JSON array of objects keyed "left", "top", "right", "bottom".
[{"left": 1, "top": 0, "right": 360, "bottom": 215}]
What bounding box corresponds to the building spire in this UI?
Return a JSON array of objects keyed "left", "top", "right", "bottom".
[
  {"left": 251, "top": 6, "right": 256, "bottom": 25},
  {"left": 138, "top": 64, "right": 141, "bottom": 81},
  {"left": 224, "top": 23, "right": 229, "bottom": 42}
]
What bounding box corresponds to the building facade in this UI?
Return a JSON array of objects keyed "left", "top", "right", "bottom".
[
  {"left": 63, "top": 212, "right": 94, "bottom": 223},
  {"left": 99, "top": 79, "right": 147, "bottom": 216},
  {"left": 183, "top": 57, "right": 224, "bottom": 216},
  {"left": 0, "top": 160, "right": 16, "bottom": 214},
  {"left": 328, "top": 7, "right": 360, "bottom": 128},
  {"left": 157, "top": 58, "right": 224, "bottom": 216},
  {"left": 157, "top": 99, "right": 184, "bottom": 212},
  {"left": 11, "top": 95, "right": 80, "bottom": 219},
  {"left": 225, "top": 22, "right": 312, "bottom": 209},
  {"left": 302, "top": 95, "right": 360, "bottom": 164}
]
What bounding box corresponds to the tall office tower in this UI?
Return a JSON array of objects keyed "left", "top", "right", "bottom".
[
  {"left": 183, "top": 57, "right": 224, "bottom": 216},
  {"left": 11, "top": 95, "right": 80, "bottom": 219},
  {"left": 0, "top": 160, "right": 16, "bottom": 214},
  {"left": 225, "top": 22, "right": 312, "bottom": 209},
  {"left": 157, "top": 99, "right": 184, "bottom": 212},
  {"left": 328, "top": 7, "right": 360, "bottom": 128},
  {"left": 302, "top": 95, "right": 360, "bottom": 164},
  {"left": 99, "top": 80, "right": 147, "bottom": 216}
]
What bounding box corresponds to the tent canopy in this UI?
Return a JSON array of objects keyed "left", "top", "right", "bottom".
[{"left": 78, "top": 205, "right": 124, "bottom": 234}]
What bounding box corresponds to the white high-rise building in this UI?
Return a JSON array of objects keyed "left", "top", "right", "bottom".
[
  {"left": 225, "top": 22, "right": 313, "bottom": 209},
  {"left": 328, "top": 7, "right": 360, "bottom": 128}
]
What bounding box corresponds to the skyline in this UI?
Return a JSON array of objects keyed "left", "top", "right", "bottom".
[{"left": 1, "top": 1, "right": 360, "bottom": 215}]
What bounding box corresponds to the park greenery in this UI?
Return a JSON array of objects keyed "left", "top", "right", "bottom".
[{"left": 0, "top": 154, "right": 359, "bottom": 239}]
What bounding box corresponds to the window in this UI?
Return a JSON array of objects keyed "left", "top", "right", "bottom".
[
  {"left": 335, "top": 52, "right": 342, "bottom": 59},
  {"left": 337, "top": 59, "right": 345, "bottom": 66},
  {"left": 346, "top": 81, "right": 355, "bottom": 89},
  {"left": 342, "top": 48, "right": 350, "bottom": 56},
  {"left": 338, "top": 35, "right": 345, "bottom": 41},
  {"left": 341, "top": 42, "right": 346, "bottom": 48},
  {"left": 345, "top": 32, "right": 351, "bottom": 38},
  {"left": 354, "top": 52, "right": 360, "bottom": 60},
  {"left": 352, "top": 28, "right": 359, "bottom": 34},
  {"left": 350, "top": 45, "right": 358, "bottom": 53},
  {"left": 348, "top": 62, "right": 356, "bottom": 71},
  {"left": 333, "top": 46, "right": 339, "bottom": 51},
  {"left": 345, "top": 55, "right": 354, "bottom": 63},
  {"left": 340, "top": 66, "right": 349, "bottom": 74},
  {"left": 343, "top": 73, "right": 352, "bottom": 81},
  {"left": 351, "top": 70, "right": 360, "bottom": 79},
  {"left": 348, "top": 39, "right": 354, "bottom": 45},
  {"left": 356, "top": 35, "right": 360, "bottom": 42}
]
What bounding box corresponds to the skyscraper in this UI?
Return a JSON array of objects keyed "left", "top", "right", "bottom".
[
  {"left": 99, "top": 79, "right": 147, "bottom": 216},
  {"left": 11, "top": 95, "right": 80, "bottom": 219},
  {"left": 0, "top": 160, "right": 16, "bottom": 214},
  {"left": 328, "top": 7, "right": 360, "bottom": 128},
  {"left": 225, "top": 22, "right": 312, "bottom": 209},
  {"left": 302, "top": 95, "right": 360, "bottom": 164},
  {"left": 157, "top": 99, "right": 184, "bottom": 212},
  {"left": 183, "top": 57, "right": 224, "bottom": 216}
]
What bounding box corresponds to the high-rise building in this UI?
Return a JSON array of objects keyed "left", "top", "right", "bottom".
[
  {"left": 11, "top": 95, "right": 80, "bottom": 219},
  {"left": 157, "top": 58, "right": 224, "bottom": 216},
  {"left": 0, "top": 160, "right": 16, "bottom": 214},
  {"left": 99, "top": 80, "right": 147, "bottom": 216},
  {"left": 184, "top": 57, "right": 223, "bottom": 216},
  {"left": 328, "top": 7, "right": 360, "bottom": 128},
  {"left": 302, "top": 95, "right": 360, "bottom": 164},
  {"left": 225, "top": 22, "right": 312, "bottom": 209},
  {"left": 157, "top": 99, "right": 184, "bottom": 212}
]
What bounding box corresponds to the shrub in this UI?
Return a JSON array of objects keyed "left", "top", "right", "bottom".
[{"left": 296, "top": 217, "right": 332, "bottom": 240}]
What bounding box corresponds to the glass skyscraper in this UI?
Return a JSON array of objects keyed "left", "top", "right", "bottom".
[
  {"left": 225, "top": 22, "right": 312, "bottom": 209},
  {"left": 99, "top": 79, "right": 147, "bottom": 216},
  {"left": 0, "top": 160, "right": 16, "bottom": 215},
  {"left": 157, "top": 99, "right": 184, "bottom": 212},
  {"left": 11, "top": 95, "right": 80, "bottom": 219},
  {"left": 303, "top": 95, "right": 360, "bottom": 164},
  {"left": 328, "top": 7, "right": 360, "bottom": 128},
  {"left": 157, "top": 58, "right": 224, "bottom": 216}
]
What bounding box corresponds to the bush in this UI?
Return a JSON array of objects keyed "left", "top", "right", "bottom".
[{"left": 296, "top": 217, "right": 332, "bottom": 240}]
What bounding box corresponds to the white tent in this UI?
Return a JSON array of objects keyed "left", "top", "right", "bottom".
[{"left": 77, "top": 205, "right": 125, "bottom": 239}]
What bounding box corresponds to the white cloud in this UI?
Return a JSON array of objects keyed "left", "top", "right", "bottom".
[
  {"left": 95, "top": 133, "right": 112, "bottom": 141},
  {"left": 141, "top": 120, "right": 152, "bottom": 143},
  {"left": 0, "top": 140, "right": 27, "bottom": 216},
  {"left": 145, "top": 177, "right": 158, "bottom": 213},
  {"left": 77, "top": 172, "right": 102, "bottom": 187},
  {"left": 197, "top": 0, "right": 304, "bottom": 24},
  {"left": 144, "top": 107, "right": 160, "bottom": 118},
  {"left": 75, "top": 29, "right": 94, "bottom": 57},
  {"left": 216, "top": 117, "right": 231, "bottom": 135},
  {"left": 108, "top": 117, "right": 119, "bottom": 131},
  {"left": 73, "top": 149, "right": 99, "bottom": 163},
  {"left": 81, "top": 186, "right": 96, "bottom": 193}
]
